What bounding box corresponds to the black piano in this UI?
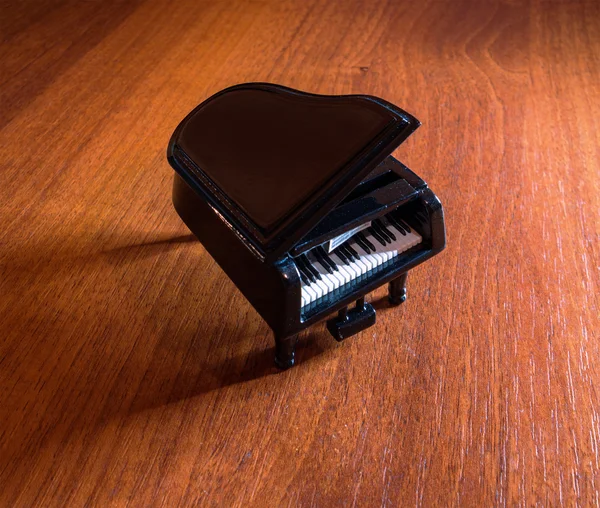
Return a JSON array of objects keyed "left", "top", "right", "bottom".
[{"left": 167, "top": 83, "right": 445, "bottom": 368}]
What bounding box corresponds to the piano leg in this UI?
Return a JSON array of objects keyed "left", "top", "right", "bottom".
[
  {"left": 274, "top": 335, "right": 298, "bottom": 369},
  {"left": 388, "top": 272, "right": 408, "bottom": 305}
]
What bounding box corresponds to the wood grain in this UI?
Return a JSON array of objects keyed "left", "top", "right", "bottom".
[{"left": 1, "top": 0, "right": 599, "bottom": 505}]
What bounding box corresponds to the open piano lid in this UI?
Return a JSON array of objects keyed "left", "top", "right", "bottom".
[{"left": 168, "top": 83, "right": 420, "bottom": 260}]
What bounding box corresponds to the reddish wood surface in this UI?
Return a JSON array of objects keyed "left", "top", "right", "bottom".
[{"left": 1, "top": 0, "right": 599, "bottom": 505}]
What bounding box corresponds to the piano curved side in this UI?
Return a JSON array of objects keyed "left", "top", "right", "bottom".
[{"left": 172, "top": 173, "right": 302, "bottom": 340}]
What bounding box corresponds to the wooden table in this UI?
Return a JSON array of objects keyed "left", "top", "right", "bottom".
[{"left": 1, "top": 0, "right": 598, "bottom": 505}]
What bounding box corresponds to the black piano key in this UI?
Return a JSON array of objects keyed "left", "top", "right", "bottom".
[
  {"left": 353, "top": 243, "right": 370, "bottom": 260},
  {"left": 309, "top": 252, "right": 329, "bottom": 279},
  {"left": 356, "top": 232, "right": 376, "bottom": 251},
  {"left": 305, "top": 265, "right": 321, "bottom": 284},
  {"left": 350, "top": 240, "right": 373, "bottom": 267},
  {"left": 305, "top": 259, "right": 323, "bottom": 281},
  {"left": 296, "top": 257, "right": 314, "bottom": 282},
  {"left": 345, "top": 244, "right": 360, "bottom": 259},
  {"left": 368, "top": 226, "right": 387, "bottom": 246},
  {"left": 400, "top": 219, "right": 412, "bottom": 232},
  {"left": 376, "top": 219, "right": 396, "bottom": 241},
  {"left": 387, "top": 215, "right": 407, "bottom": 235},
  {"left": 304, "top": 268, "right": 317, "bottom": 284},
  {"left": 310, "top": 249, "right": 325, "bottom": 271},
  {"left": 383, "top": 226, "right": 396, "bottom": 241},
  {"left": 373, "top": 220, "right": 394, "bottom": 242},
  {"left": 340, "top": 244, "right": 356, "bottom": 262},
  {"left": 301, "top": 254, "right": 322, "bottom": 280},
  {"left": 315, "top": 246, "right": 336, "bottom": 271},
  {"left": 318, "top": 247, "right": 339, "bottom": 272},
  {"left": 298, "top": 271, "right": 311, "bottom": 285},
  {"left": 296, "top": 257, "right": 316, "bottom": 283},
  {"left": 354, "top": 234, "right": 371, "bottom": 254},
  {"left": 334, "top": 247, "right": 350, "bottom": 265},
  {"left": 313, "top": 248, "right": 333, "bottom": 274},
  {"left": 371, "top": 220, "right": 387, "bottom": 240}
]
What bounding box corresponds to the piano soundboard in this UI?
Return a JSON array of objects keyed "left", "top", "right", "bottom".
[{"left": 168, "top": 83, "right": 445, "bottom": 368}]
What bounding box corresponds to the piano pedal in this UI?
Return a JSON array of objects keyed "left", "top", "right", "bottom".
[
  {"left": 388, "top": 272, "right": 408, "bottom": 305},
  {"left": 326, "top": 297, "right": 376, "bottom": 342}
]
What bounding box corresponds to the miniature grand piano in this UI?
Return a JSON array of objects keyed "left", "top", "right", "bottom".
[{"left": 168, "top": 83, "right": 445, "bottom": 368}]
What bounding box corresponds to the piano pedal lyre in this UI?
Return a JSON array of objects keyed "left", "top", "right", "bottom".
[{"left": 326, "top": 296, "right": 376, "bottom": 342}]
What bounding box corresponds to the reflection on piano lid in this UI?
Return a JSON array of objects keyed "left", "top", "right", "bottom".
[{"left": 168, "top": 83, "right": 446, "bottom": 369}]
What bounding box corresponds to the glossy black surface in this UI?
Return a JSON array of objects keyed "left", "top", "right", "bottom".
[
  {"left": 172, "top": 164, "right": 445, "bottom": 367},
  {"left": 168, "top": 83, "right": 446, "bottom": 368},
  {"left": 291, "top": 174, "right": 418, "bottom": 256},
  {"left": 178, "top": 87, "right": 392, "bottom": 230},
  {"left": 389, "top": 272, "right": 408, "bottom": 305},
  {"left": 168, "top": 83, "right": 420, "bottom": 260},
  {"left": 326, "top": 299, "right": 376, "bottom": 342}
]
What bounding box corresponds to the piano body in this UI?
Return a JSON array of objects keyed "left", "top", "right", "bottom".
[{"left": 168, "top": 83, "right": 445, "bottom": 368}]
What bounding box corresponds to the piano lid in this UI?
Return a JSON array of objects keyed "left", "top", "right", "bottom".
[{"left": 168, "top": 83, "right": 419, "bottom": 259}]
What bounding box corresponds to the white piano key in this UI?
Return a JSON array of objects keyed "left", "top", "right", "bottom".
[
  {"left": 350, "top": 240, "right": 374, "bottom": 271},
  {"left": 364, "top": 232, "right": 388, "bottom": 263},
  {"left": 365, "top": 252, "right": 381, "bottom": 269},
  {"left": 352, "top": 252, "right": 369, "bottom": 273},
  {"left": 330, "top": 265, "right": 346, "bottom": 286},
  {"left": 342, "top": 253, "right": 361, "bottom": 278},
  {"left": 323, "top": 263, "right": 343, "bottom": 289},
  {"left": 316, "top": 270, "right": 335, "bottom": 294},
  {"left": 301, "top": 284, "right": 316, "bottom": 304},
  {"left": 321, "top": 252, "right": 346, "bottom": 286},
  {"left": 314, "top": 280, "right": 327, "bottom": 298},
  {"left": 329, "top": 252, "right": 354, "bottom": 276},
  {"left": 330, "top": 253, "right": 352, "bottom": 283},
  {"left": 299, "top": 221, "right": 423, "bottom": 311},
  {"left": 319, "top": 255, "right": 343, "bottom": 289},
  {"left": 307, "top": 275, "right": 323, "bottom": 299},
  {"left": 404, "top": 230, "right": 420, "bottom": 247},
  {"left": 387, "top": 219, "right": 422, "bottom": 250},
  {"left": 301, "top": 259, "right": 326, "bottom": 299},
  {"left": 309, "top": 254, "right": 336, "bottom": 293},
  {"left": 343, "top": 248, "right": 366, "bottom": 278},
  {"left": 343, "top": 244, "right": 366, "bottom": 272},
  {"left": 409, "top": 230, "right": 423, "bottom": 248},
  {"left": 367, "top": 252, "right": 384, "bottom": 268},
  {"left": 314, "top": 259, "right": 339, "bottom": 291},
  {"left": 387, "top": 218, "right": 408, "bottom": 237},
  {"left": 379, "top": 223, "right": 399, "bottom": 243},
  {"left": 301, "top": 282, "right": 314, "bottom": 303},
  {"left": 340, "top": 252, "right": 361, "bottom": 278},
  {"left": 310, "top": 268, "right": 329, "bottom": 296},
  {"left": 377, "top": 239, "right": 395, "bottom": 258},
  {"left": 381, "top": 241, "right": 394, "bottom": 260},
  {"left": 384, "top": 239, "right": 403, "bottom": 257},
  {"left": 387, "top": 227, "right": 422, "bottom": 256}
]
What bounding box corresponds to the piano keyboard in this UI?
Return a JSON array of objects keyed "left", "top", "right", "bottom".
[{"left": 296, "top": 215, "right": 422, "bottom": 310}]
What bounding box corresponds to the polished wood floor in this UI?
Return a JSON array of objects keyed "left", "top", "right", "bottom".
[{"left": 1, "top": 0, "right": 599, "bottom": 505}]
